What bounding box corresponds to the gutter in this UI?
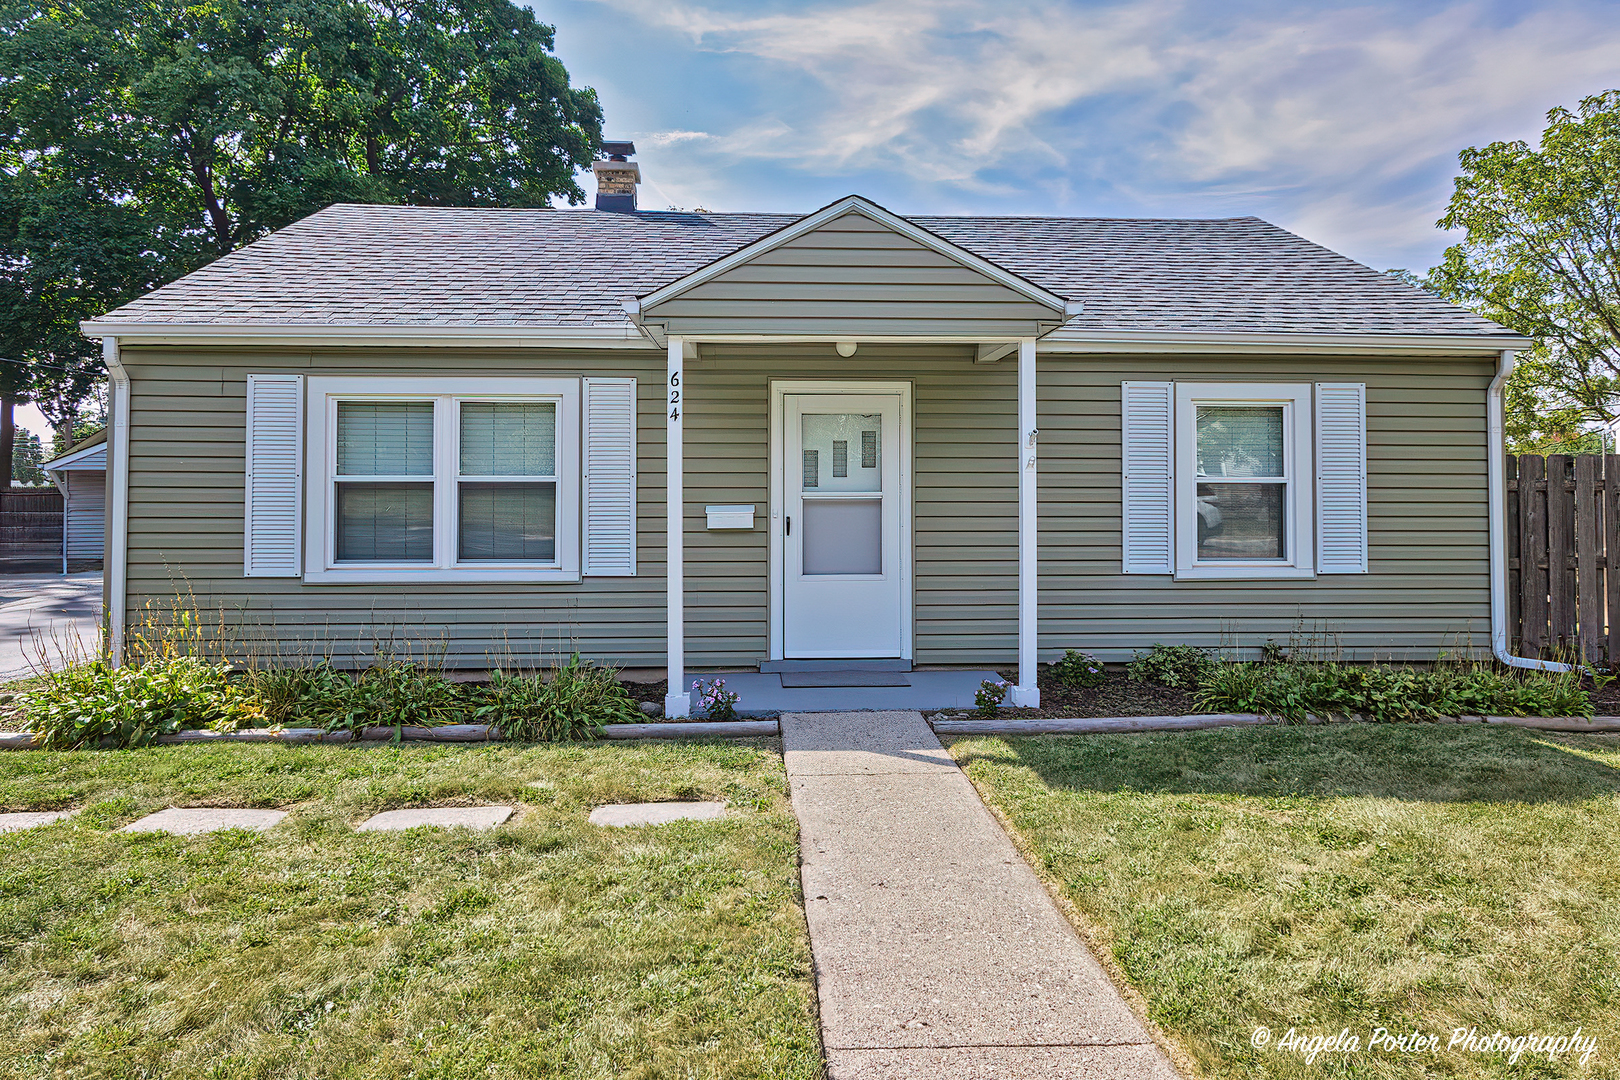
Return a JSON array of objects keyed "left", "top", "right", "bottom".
[
  {"left": 104, "top": 337, "right": 130, "bottom": 666},
  {"left": 1488, "top": 349, "right": 1572, "bottom": 672}
]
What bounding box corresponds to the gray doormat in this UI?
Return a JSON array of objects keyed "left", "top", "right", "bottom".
[{"left": 778, "top": 671, "right": 912, "bottom": 688}]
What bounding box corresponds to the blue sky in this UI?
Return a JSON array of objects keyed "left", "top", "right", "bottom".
[{"left": 542, "top": 0, "right": 1620, "bottom": 272}]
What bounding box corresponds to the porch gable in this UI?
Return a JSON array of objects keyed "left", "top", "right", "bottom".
[{"left": 635, "top": 196, "right": 1071, "bottom": 341}]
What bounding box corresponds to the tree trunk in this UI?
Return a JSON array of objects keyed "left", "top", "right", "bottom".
[
  {"left": 56, "top": 416, "right": 76, "bottom": 455},
  {"left": 0, "top": 397, "right": 14, "bottom": 491}
]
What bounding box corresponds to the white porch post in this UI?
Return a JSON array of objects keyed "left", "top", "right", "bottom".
[
  {"left": 664, "top": 336, "right": 691, "bottom": 718},
  {"left": 1010, "top": 336, "right": 1041, "bottom": 707}
]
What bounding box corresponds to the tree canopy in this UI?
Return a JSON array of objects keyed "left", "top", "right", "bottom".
[
  {"left": 1426, "top": 89, "right": 1620, "bottom": 452},
  {"left": 0, "top": 0, "right": 603, "bottom": 444}
]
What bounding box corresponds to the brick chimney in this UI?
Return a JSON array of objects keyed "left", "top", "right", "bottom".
[{"left": 594, "top": 141, "right": 640, "bottom": 212}]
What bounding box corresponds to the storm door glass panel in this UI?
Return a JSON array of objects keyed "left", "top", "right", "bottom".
[
  {"left": 457, "top": 402, "right": 557, "bottom": 562},
  {"left": 334, "top": 401, "right": 434, "bottom": 562},
  {"left": 800, "top": 412, "right": 882, "bottom": 575},
  {"left": 1194, "top": 404, "right": 1287, "bottom": 561},
  {"left": 802, "top": 499, "right": 881, "bottom": 575},
  {"left": 801, "top": 414, "right": 880, "bottom": 492}
]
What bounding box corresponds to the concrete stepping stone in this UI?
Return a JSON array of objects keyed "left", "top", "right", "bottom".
[
  {"left": 0, "top": 810, "right": 73, "bottom": 833},
  {"left": 357, "top": 806, "right": 513, "bottom": 832},
  {"left": 589, "top": 801, "right": 726, "bottom": 827},
  {"left": 121, "top": 808, "right": 288, "bottom": 835}
]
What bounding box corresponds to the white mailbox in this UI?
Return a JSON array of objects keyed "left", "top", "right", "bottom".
[{"left": 705, "top": 504, "right": 756, "bottom": 530}]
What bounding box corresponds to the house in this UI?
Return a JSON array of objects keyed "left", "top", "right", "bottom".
[
  {"left": 42, "top": 430, "right": 107, "bottom": 573},
  {"left": 80, "top": 146, "right": 1530, "bottom": 716}
]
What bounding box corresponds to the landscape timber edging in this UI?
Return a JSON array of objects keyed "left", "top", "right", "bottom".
[
  {"left": 0, "top": 719, "right": 783, "bottom": 750},
  {"left": 931, "top": 714, "right": 1620, "bottom": 736},
  {"left": 5, "top": 714, "right": 1617, "bottom": 750}
]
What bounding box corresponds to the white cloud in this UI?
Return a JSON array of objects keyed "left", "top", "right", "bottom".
[{"left": 578, "top": 0, "right": 1620, "bottom": 265}]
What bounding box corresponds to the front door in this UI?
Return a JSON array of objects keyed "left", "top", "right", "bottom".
[{"left": 781, "top": 391, "right": 907, "bottom": 658}]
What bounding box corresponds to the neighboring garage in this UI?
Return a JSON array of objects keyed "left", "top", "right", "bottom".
[{"left": 42, "top": 430, "right": 106, "bottom": 573}]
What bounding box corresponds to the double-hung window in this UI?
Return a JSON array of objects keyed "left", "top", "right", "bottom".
[
  {"left": 306, "top": 377, "right": 580, "bottom": 583},
  {"left": 1173, "top": 383, "right": 1314, "bottom": 579}
]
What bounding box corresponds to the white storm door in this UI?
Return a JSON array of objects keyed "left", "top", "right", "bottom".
[{"left": 783, "top": 393, "right": 905, "bottom": 658}]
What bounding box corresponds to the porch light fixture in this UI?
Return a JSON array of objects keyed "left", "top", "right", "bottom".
[{"left": 836, "top": 341, "right": 858, "bottom": 357}]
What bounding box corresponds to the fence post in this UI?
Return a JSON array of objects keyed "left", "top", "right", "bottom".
[
  {"left": 1507, "top": 455, "right": 1522, "bottom": 653},
  {"left": 1519, "top": 455, "right": 1548, "bottom": 656},
  {"left": 1547, "top": 454, "right": 1575, "bottom": 652},
  {"left": 1576, "top": 455, "right": 1601, "bottom": 663}
]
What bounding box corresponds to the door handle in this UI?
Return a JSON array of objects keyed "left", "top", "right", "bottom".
[{"left": 785, "top": 516, "right": 791, "bottom": 536}]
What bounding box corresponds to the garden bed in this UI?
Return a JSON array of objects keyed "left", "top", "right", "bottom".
[{"left": 929, "top": 668, "right": 1197, "bottom": 722}]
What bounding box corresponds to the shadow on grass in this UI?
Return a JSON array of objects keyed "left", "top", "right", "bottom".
[{"left": 948, "top": 722, "right": 1620, "bottom": 803}]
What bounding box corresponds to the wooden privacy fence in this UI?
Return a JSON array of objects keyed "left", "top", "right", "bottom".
[
  {"left": 1506, "top": 454, "right": 1620, "bottom": 663},
  {"left": 0, "top": 488, "right": 64, "bottom": 573}
]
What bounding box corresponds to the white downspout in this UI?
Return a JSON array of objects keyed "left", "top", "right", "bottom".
[
  {"left": 104, "top": 336, "right": 130, "bottom": 666},
  {"left": 1489, "top": 348, "right": 1572, "bottom": 672}
]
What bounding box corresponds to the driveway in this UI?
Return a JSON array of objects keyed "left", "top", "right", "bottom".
[{"left": 0, "top": 573, "right": 102, "bottom": 681}]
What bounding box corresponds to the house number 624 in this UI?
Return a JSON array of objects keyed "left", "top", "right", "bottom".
[{"left": 669, "top": 370, "right": 681, "bottom": 421}]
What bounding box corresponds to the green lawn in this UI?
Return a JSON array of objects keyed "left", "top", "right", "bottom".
[
  {"left": 0, "top": 741, "right": 822, "bottom": 1080},
  {"left": 950, "top": 725, "right": 1620, "bottom": 1080}
]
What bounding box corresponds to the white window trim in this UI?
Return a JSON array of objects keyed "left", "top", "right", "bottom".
[
  {"left": 303, "top": 376, "right": 580, "bottom": 584},
  {"left": 1173, "top": 382, "right": 1314, "bottom": 581}
]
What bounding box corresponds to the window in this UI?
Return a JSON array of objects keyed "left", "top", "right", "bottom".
[
  {"left": 1173, "top": 383, "right": 1313, "bottom": 579},
  {"left": 304, "top": 377, "right": 580, "bottom": 583}
]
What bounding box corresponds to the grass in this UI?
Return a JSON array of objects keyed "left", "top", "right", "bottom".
[
  {"left": 949, "top": 724, "right": 1620, "bottom": 1079},
  {"left": 0, "top": 740, "right": 821, "bottom": 1080}
]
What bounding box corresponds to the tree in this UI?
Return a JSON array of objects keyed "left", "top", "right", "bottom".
[
  {"left": 1426, "top": 89, "right": 1620, "bottom": 452},
  {"left": 11, "top": 428, "right": 44, "bottom": 486},
  {"left": 0, "top": 0, "right": 604, "bottom": 470}
]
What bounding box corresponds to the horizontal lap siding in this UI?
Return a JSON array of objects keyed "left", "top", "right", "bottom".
[
  {"left": 121, "top": 344, "right": 1491, "bottom": 671},
  {"left": 686, "top": 345, "right": 1017, "bottom": 668},
  {"left": 121, "top": 346, "right": 669, "bottom": 668},
  {"left": 1040, "top": 354, "right": 1493, "bottom": 661},
  {"left": 645, "top": 214, "right": 1056, "bottom": 338}
]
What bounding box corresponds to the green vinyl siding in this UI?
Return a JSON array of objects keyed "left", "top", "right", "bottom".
[
  {"left": 1038, "top": 353, "right": 1494, "bottom": 661},
  {"left": 119, "top": 346, "right": 671, "bottom": 670},
  {"left": 116, "top": 343, "right": 1493, "bottom": 671},
  {"left": 684, "top": 344, "right": 1016, "bottom": 667},
  {"left": 643, "top": 212, "right": 1059, "bottom": 339}
]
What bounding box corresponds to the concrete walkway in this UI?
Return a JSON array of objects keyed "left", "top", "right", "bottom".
[
  {"left": 782, "top": 710, "right": 1180, "bottom": 1080},
  {"left": 0, "top": 573, "right": 101, "bottom": 680}
]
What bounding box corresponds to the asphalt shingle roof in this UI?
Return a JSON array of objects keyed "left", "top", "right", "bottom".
[{"left": 91, "top": 202, "right": 1514, "bottom": 338}]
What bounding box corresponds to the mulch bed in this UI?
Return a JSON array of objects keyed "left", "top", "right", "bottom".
[
  {"left": 1586, "top": 680, "right": 1620, "bottom": 714},
  {"left": 929, "top": 669, "right": 1197, "bottom": 721}
]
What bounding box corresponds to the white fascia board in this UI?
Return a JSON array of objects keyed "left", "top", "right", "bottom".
[
  {"left": 79, "top": 322, "right": 657, "bottom": 348},
  {"left": 635, "top": 194, "right": 1071, "bottom": 316},
  {"left": 41, "top": 444, "right": 106, "bottom": 471},
  {"left": 655, "top": 333, "right": 1036, "bottom": 345},
  {"left": 1038, "top": 329, "right": 1535, "bottom": 355}
]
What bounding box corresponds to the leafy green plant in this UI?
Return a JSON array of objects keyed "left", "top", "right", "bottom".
[
  {"left": 692, "top": 677, "right": 740, "bottom": 721},
  {"left": 21, "top": 656, "right": 261, "bottom": 749},
  {"left": 473, "top": 655, "right": 638, "bottom": 741},
  {"left": 1196, "top": 659, "right": 1592, "bottom": 723},
  {"left": 1127, "top": 644, "right": 1215, "bottom": 689},
  {"left": 1049, "top": 649, "right": 1106, "bottom": 689},
  {"left": 975, "top": 678, "right": 1010, "bottom": 718}
]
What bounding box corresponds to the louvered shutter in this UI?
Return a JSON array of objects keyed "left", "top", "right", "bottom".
[
  {"left": 583, "top": 377, "right": 637, "bottom": 576},
  {"left": 243, "top": 373, "right": 304, "bottom": 576},
  {"left": 1315, "top": 383, "right": 1368, "bottom": 573},
  {"left": 1121, "top": 382, "right": 1174, "bottom": 574}
]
